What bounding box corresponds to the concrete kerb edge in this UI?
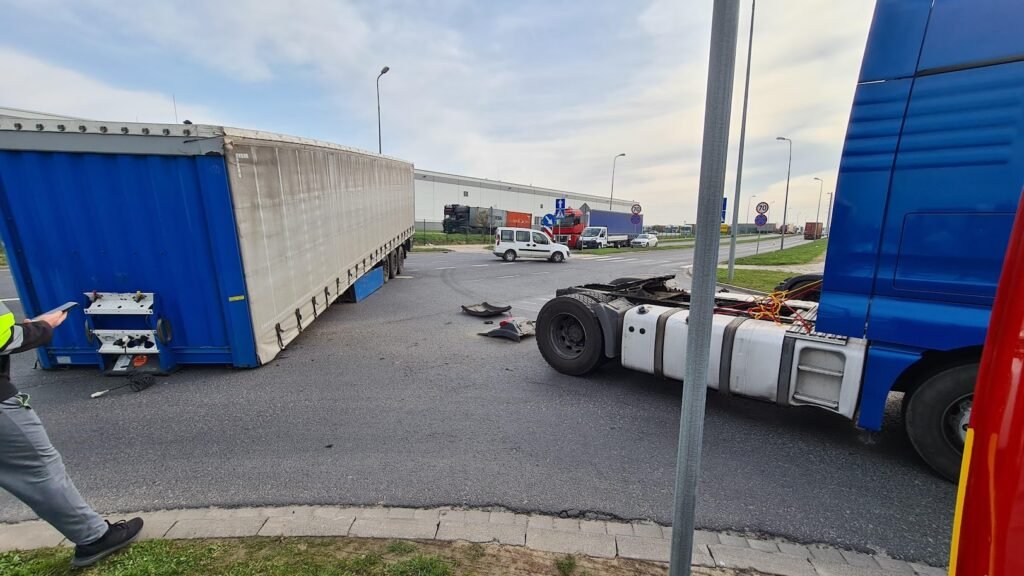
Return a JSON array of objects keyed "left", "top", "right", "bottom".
[{"left": 0, "top": 505, "right": 945, "bottom": 575}]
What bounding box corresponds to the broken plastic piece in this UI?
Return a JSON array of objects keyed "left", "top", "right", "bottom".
[
  {"left": 479, "top": 317, "right": 536, "bottom": 342},
  {"left": 461, "top": 302, "right": 512, "bottom": 317}
]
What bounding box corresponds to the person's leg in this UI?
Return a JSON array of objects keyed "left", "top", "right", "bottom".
[{"left": 0, "top": 397, "right": 108, "bottom": 545}]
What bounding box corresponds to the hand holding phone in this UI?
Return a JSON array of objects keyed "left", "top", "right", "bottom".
[{"left": 34, "top": 302, "right": 78, "bottom": 328}]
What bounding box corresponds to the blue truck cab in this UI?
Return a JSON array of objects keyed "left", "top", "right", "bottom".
[{"left": 817, "top": 0, "right": 1024, "bottom": 479}]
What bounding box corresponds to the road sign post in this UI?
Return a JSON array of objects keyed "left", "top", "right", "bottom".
[{"left": 669, "top": 2, "right": 740, "bottom": 576}]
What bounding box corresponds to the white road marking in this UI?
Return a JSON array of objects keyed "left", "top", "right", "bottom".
[
  {"left": 0, "top": 298, "right": 19, "bottom": 303},
  {"left": 435, "top": 266, "right": 456, "bottom": 270},
  {"left": 497, "top": 275, "right": 519, "bottom": 279},
  {"left": 618, "top": 258, "right": 639, "bottom": 262},
  {"left": 471, "top": 264, "right": 489, "bottom": 267},
  {"left": 394, "top": 275, "right": 415, "bottom": 279},
  {"left": 530, "top": 272, "right": 551, "bottom": 275}
]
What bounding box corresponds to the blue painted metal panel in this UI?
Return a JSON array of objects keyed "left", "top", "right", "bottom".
[
  {"left": 0, "top": 150, "right": 257, "bottom": 367},
  {"left": 858, "top": 0, "right": 931, "bottom": 83},
  {"left": 868, "top": 62, "right": 1024, "bottom": 344},
  {"left": 918, "top": 0, "right": 1024, "bottom": 73},
  {"left": 858, "top": 345, "right": 922, "bottom": 430},
  {"left": 351, "top": 267, "right": 384, "bottom": 302},
  {"left": 588, "top": 209, "right": 640, "bottom": 235},
  {"left": 818, "top": 79, "right": 913, "bottom": 338}
]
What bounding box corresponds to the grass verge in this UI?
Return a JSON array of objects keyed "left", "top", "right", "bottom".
[
  {"left": 409, "top": 246, "right": 454, "bottom": 253},
  {"left": 583, "top": 234, "right": 771, "bottom": 256},
  {"left": 0, "top": 537, "right": 671, "bottom": 576},
  {"left": 716, "top": 268, "right": 794, "bottom": 293},
  {"left": 413, "top": 232, "right": 493, "bottom": 246},
  {"left": 733, "top": 239, "right": 826, "bottom": 266}
]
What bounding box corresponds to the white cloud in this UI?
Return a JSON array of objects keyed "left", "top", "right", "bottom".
[
  {"left": 0, "top": 48, "right": 225, "bottom": 125},
  {"left": 0, "top": 0, "right": 876, "bottom": 225}
]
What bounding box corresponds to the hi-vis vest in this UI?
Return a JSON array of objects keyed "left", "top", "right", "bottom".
[{"left": 0, "top": 301, "right": 20, "bottom": 353}]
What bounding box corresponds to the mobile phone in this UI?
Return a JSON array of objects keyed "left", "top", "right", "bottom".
[{"left": 43, "top": 302, "right": 78, "bottom": 316}]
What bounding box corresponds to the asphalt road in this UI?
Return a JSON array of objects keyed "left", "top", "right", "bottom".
[{"left": 0, "top": 238, "right": 955, "bottom": 565}]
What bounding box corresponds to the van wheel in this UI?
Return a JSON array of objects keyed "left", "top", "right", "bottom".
[
  {"left": 503, "top": 250, "right": 517, "bottom": 262},
  {"left": 904, "top": 363, "right": 977, "bottom": 482},
  {"left": 550, "top": 252, "right": 565, "bottom": 263},
  {"left": 537, "top": 295, "right": 605, "bottom": 376}
]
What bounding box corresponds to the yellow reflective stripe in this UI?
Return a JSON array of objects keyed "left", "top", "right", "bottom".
[
  {"left": 947, "top": 427, "right": 975, "bottom": 576},
  {"left": 0, "top": 311, "right": 14, "bottom": 349}
]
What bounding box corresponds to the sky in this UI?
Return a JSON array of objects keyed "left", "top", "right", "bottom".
[{"left": 0, "top": 1, "right": 876, "bottom": 225}]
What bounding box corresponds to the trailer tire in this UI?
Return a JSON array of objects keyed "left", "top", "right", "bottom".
[
  {"left": 904, "top": 363, "right": 976, "bottom": 483},
  {"left": 396, "top": 248, "right": 405, "bottom": 275},
  {"left": 389, "top": 251, "right": 399, "bottom": 279},
  {"left": 550, "top": 252, "right": 565, "bottom": 263},
  {"left": 537, "top": 295, "right": 605, "bottom": 376},
  {"left": 381, "top": 255, "right": 391, "bottom": 283},
  {"left": 503, "top": 250, "right": 517, "bottom": 262}
]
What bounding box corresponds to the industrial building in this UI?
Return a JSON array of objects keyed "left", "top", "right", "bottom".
[{"left": 414, "top": 169, "right": 636, "bottom": 230}]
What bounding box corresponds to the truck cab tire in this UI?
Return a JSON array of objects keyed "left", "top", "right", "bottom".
[
  {"left": 550, "top": 252, "right": 565, "bottom": 263},
  {"left": 536, "top": 295, "right": 606, "bottom": 376},
  {"left": 503, "top": 250, "right": 517, "bottom": 262},
  {"left": 903, "top": 363, "right": 976, "bottom": 482}
]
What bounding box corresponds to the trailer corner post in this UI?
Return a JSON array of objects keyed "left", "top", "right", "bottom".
[
  {"left": 727, "top": 0, "right": 755, "bottom": 282},
  {"left": 669, "top": 2, "right": 740, "bottom": 576}
]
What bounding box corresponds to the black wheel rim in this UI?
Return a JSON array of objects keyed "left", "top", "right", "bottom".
[
  {"left": 548, "top": 312, "right": 587, "bottom": 360},
  {"left": 942, "top": 393, "right": 972, "bottom": 453}
]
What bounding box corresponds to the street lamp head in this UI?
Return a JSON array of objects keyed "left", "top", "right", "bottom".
[
  {"left": 379, "top": 66, "right": 390, "bottom": 76},
  {"left": 776, "top": 136, "right": 788, "bottom": 142},
  {"left": 616, "top": 153, "right": 626, "bottom": 158}
]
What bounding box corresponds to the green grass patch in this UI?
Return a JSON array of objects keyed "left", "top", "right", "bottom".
[
  {"left": 413, "top": 232, "right": 493, "bottom": 246},
  {"left": 583, "top": 234, "right": 763, "bottom": 255},
  {"left": 716, "top": 268, "right": 794, "bottom": 292},
  {"left": 733, "top": 238, "right": 827, "bottom": 266},
  {"left": 0, "top": 536, "right": 668, "bottom": 576},
  {"left": 409, "top": 246, "right": 454, "bottom": 253}
]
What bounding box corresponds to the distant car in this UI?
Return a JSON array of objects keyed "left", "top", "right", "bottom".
[
  {"left": 631, "top": 233, "right": 659, "bottom": 248},
  {"left": 493, "top": 227, "right": 570, "bottom": 263}
]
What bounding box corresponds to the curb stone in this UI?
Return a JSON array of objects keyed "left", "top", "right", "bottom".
[{"left": 0, "top": 505, "right": 946, "bottom": 575}]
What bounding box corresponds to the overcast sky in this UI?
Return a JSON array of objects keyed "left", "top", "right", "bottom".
[{"left": 0, "top": 1, "right": 876, "bottom": 225}]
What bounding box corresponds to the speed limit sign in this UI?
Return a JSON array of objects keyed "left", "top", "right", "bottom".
[
  {"left": 755, "top": 201, "right": 770, "bottom": 214},
  {"left": 631, "top": 203, "right": 642, "bottom": 215}
]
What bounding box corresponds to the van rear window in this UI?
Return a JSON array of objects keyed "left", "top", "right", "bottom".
[{"left": 515, "top": 231, "right": 530, "bottom": 242}]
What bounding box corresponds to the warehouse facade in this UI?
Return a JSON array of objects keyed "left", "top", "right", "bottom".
[{"left": 414, "top": 169, "right": 635, "bottom": 230}]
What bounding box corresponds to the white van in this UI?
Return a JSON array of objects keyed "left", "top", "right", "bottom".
[{"left": 493, "top": 228, "right": 570, "bottom": 262}]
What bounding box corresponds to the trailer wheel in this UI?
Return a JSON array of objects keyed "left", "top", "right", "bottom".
[
  {"left": 503, "top": 250, "right": 517, "bottom": 262},
  {"left": 537, "top": 295, "right": 605, "bottom": 376},
  {"left": 389, "top": 251, "right": 399, "bottom": 279},
  {"left": 904, "top": 363, "right": 977, "bottom": 482},
  {"left": 396, "top": 248, "right": 405, "bottom": 275},
  {"left": 381, "top": 255, "right": 391, "bottom": 283},
  {"left": 550, "top": 252, "right": 565, "bottom": 263}
]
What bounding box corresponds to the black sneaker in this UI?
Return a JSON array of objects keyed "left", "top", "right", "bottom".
[{"left": 71, "top": 518, "right": 144, "bottom": 568}]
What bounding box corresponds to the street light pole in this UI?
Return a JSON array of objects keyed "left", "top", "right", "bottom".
[
  {"left": 727, "top": 0, "right": 756, "bottom": 282},
  {"left": 746, "top": 194, "right": 757, "bottom": 223},
  {"left": 376, "top": 66, "right": 390, "bottom": 154},
  {"left": 669, "top": 1, "right": 740, "bottom": 575},
  {"left": 776, "top": 136, "right": 792, "bottom": 249},
  {"left": 813, "top": 177, "right": 823, "bottom": 239},
  {"left": 610, "top": 153, "right": 626, "bottom": 210},
  {"left": 826, "top": 191, "right": 834, "bottom": 236}
]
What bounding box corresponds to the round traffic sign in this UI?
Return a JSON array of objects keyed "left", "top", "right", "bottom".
[
  {"left": 630, "top": 214, "right": 642, "bottom": 225},
  {"left": 754, "top": 214, "right": 768, "bottom": 227},
  {"left": 755, "top": 201, "right": 770, "bottom": 214},
  {"left": 631, "top": 203, "right": 642, "bottom": 215},
  {"left": 542, "top": 214, "right": 556, "bottom": 227}
]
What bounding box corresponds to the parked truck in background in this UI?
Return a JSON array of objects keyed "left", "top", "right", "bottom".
[
  {"left": 553, "top": 206, "right": 642, "bottom": 249},
  {"left": 443, "top": 204, "right": 531, "bottom": 234},
  {"left": 533, "top": 0, "right": 1024, "bottom": 482},
  {"left": 804, "top": 222, "right": 823, "bottom": 240}
]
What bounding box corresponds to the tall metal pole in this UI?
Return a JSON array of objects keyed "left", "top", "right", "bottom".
[
  {"left": 669, "top": 2, "right": 740, "bottom": 575},
  {"left": 610, "top": 153, "right": 626, "bottom": 210},
  {"left": 826, "top": 191, "right": 834, "bottom": 236},
  {"left": 726, "top": 0, "right": 756, "bottom": 281},
  {"left": 377, "top": 66, "right": 390, "bottom": 154},
  {"left": 746, "top": 194, "right": 757, "bottom": 224},
  {"left": 776, "top": 136, "right": 792, "bottom": 249},
  {"left": 813, "top": 177, "right": 823, "bottom": 239}
]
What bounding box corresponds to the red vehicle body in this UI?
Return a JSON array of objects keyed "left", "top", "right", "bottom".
[
  {"left": 551, "top": 207, "right": 586, "bottom": 248},
  {"left": 506, "top": 211, "right": 532, "bottom": 229},
  {"left": 950, "top": 192, "right": 1024, "bottom": 575}
]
